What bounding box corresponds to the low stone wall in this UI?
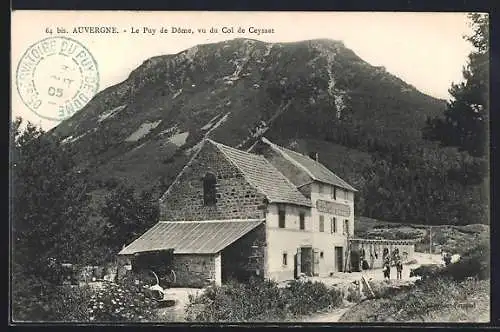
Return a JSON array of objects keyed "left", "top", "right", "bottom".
[
  {"left": 351, "top": 241, "right": 416, "bottom": 270},
  {"left": 172, "top": 253, "right": 221, "bottom": 288}
]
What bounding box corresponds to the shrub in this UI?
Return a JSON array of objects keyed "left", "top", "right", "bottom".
[
  {"left": 285, "top": 280, "right": 343, "bottom": 315},
  {"left": 103, "top": 177, "right": 121, "bottom": 189},
  {"left": 409, "top": 241, "right": 489, "bottom": 284},
  {"left": 11, "top": 273, "right": 92, "bottom": 322},
  {"left": 440, "top": 240, "right": 489, "bottom": 281},
  {"left": 12, "top": 267, "right": 159, "bottom": 322},
  {"left": 45, "top": 285, "right": 93, "bottom": 321},
  {"left": 88, "top": 276, "right": 159, "bottom": 322},
  {"left": 409, "top": 264, "right": 443, "bottom": 280},
  {"left": 345, "top": 283, "right": 363, "bottom": 303},
  {"left": 392, "top": 278, "right": 461, "bottom": 320},
  {"left": 185, "top": 278, "right": 343, "bottom": 322}
]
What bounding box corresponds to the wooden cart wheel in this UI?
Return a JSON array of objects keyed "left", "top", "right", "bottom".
[
  {"left": 169, "top": 270, "right": 176, "bottom": 284},
  {"left": 160, "top": 269, "right": 176, "bottom": 288},
  {"left": 134, "top": 269, "right": 157, "bottom": 286},
  {"left": 150, "top": 270, "right": 160, "bottom": 285}
]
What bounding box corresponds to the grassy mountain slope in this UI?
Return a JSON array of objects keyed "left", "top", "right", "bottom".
[{"left": 47, "top": 38, "right": 487, "bottom": 226}]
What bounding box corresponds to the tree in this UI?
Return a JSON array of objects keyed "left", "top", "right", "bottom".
[
  {"left": 11, "top": 118, "right": 101, "bottom": 276},
  {"left": 101, "top": 185, "right": 159, "bottom": 252},
  {"left": 423, "top": 13, "right": 489, "bottom": 157}
]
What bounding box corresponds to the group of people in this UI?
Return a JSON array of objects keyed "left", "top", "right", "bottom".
[
  {"left": 382, "top": 248, "right": 403, "bottom": 280},
  {"left": 358, "top": 247, "right": 404, "bottom": 280}
]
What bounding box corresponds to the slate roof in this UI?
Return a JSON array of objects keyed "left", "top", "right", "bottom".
[
  {"left": 209, "top": 140, "right": 312, "bottom": 207},
  {"left": 261, "top": 137, "right": 357, "bottom": 192},
  {"left": 118, "top": 219, "right": 264, "bottom": 255}
]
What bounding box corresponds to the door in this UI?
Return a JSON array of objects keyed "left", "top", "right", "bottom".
[
  {"left": 335, "top": 247, "right": 343, "bottom": 272},
  {"left": 300, "top": 247, "right": 313, "bottom": 276}
]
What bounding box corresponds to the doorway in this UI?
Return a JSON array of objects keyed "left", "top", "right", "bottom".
[
  {"left": 295, "top": 247, "right": 313, "bottom": 277},
  {"left": 301, "top": 247, "right": 313, "bottom": 276},
  {"left": 335, "top": 246, "right": 343, "bottom": 272}
]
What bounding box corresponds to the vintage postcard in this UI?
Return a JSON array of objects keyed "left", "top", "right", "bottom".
[{"left": 10, "top": 11, "right": 490, "bottom": 324}]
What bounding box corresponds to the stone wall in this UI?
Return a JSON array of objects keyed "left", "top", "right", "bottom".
[
  {"left": 160, "top": 141, "right": 267, "bottom": 221},
  {"left": 116, "top": 253, "right": 221, "bottom": 288},
  {"left": 172, "top": 253, "right": 221, "bottom": 288},
  {"left": 221, "top": 224, "right": 266, "bottom": 282}
]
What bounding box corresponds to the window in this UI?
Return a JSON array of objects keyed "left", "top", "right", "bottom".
[
  {"left": 203, "top": 172, "right": 217, "bottom": 206},
  {"left": 318, "top": 183, "right": 324, "bottom": 194},
  {"left": 331, "top": 217, "right": 337, "bottom": 234},
  {"left": 344, "top": 219, "right": 350, "bottom": 235},
  {"left": 299, "top": 212, "right": 305, "bottom": 230},
  {"left": 331, "top": 186, "right": 337, "bottom": 200},
  {"left": 320, "top": 251, "right": 324, "bottom": 258},
  {"left": 343, "top": 190, "right": 349, "bottom": 200},
  {"left": 319, "top": 215, "right": 325, "bottom": 232},
  {"left": 282, "top": 253, "right": 288, "bottom": 266},
  {"left": 278, "top": 206, "right": 286, "bottom": 228}
]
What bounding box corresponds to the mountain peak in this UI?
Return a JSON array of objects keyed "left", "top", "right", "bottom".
[{"left": 51, "top": 37, "right": 445, "bottom": 196}]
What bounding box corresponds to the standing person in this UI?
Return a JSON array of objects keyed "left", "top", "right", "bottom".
[
  {"left": 443, "top": 252, "right": 452, "bottom": 266},
  {"left": 383, "top": 257, "right": 391, "bottom": 280},
  {"left": 395, "top": 254, "right": 403, "bottom": 280}
]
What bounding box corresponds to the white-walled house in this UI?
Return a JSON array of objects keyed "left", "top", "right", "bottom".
[
  {"left": 259, "top": 138, "right": 357, "bottom": 279},
  {"left": 118, "top": 137, "right": 358, "bottom": 286}
]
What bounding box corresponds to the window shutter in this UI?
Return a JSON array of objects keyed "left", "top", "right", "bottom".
[
  {"left": 299, "top": 212, "right": 305, "bottom": 230},
  {"left": 295, "top": 248, "right": 302, "bottom": 277},
  {"left": 278, "top": 205, "right": 286, "bottom": 228},
  {"left": 313, "top": 249, "right": 320, "bottom": 276}
]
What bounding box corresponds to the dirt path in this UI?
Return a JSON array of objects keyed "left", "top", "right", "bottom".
[
  {"left": 155, "top": 287, "right": 204, "bottom": 322},
  {"left": 296, "top": 253, "right": 443, "bottom": 323},
  {"left": 293, "top": 302, "right": 355, "bottom": 323},
  {"left": 308, "top": 252, "right": 443, "bottom": 287}
]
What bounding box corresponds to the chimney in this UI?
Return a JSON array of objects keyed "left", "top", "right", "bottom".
[{"left": 309, "top": 152, "right": 319, "bottom": 162}]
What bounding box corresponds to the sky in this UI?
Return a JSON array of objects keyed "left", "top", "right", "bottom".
[{"left": 11, "top": 11, "right": 477, "bottom": 130}]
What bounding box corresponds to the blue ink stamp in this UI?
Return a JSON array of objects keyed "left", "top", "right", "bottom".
[{"left": 16, "top": 36, "right": 100, "bottom": 121}]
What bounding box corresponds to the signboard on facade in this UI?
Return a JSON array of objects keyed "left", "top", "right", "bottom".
[{"left": 316, "top": 200, "right": 351, "bottom": 217}]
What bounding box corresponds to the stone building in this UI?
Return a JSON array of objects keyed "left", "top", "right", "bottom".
[{"left": 118, "top": 137, "right": 359, "bottom": 287}]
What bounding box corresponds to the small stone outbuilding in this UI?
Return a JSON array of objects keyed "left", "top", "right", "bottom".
[{"left": 118, "top": 220, "right": 266, "bottom": 287}]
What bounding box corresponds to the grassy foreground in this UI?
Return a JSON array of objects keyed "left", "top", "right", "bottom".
[
  {"left": 340, "top": 237, "right": 490, "bottom": 323},
  {"left": 339, "top": 277, "right": 489, "bottom": 322}
]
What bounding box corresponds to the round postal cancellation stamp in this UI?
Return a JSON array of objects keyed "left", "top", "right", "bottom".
[{"left": 16, "top": 36, "right": 99, "bottom": 121}]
